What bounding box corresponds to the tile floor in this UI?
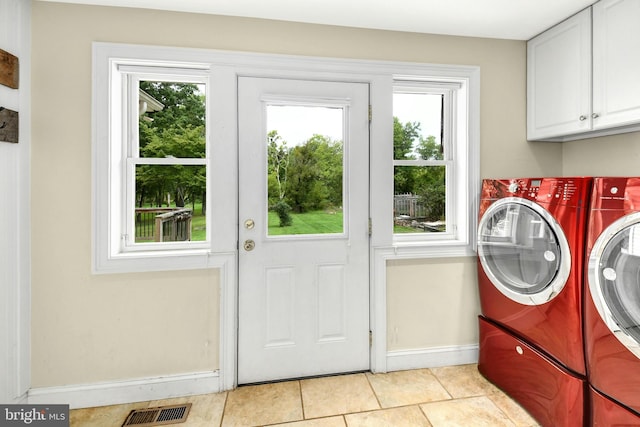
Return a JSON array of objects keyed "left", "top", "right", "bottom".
[{"left": 70, "top": 364, "right": 540, "bottom": 427}]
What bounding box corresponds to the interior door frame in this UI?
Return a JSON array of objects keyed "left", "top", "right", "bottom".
[
  {"left": 209, "top": 50, "right": 480, "bottom": 391},
  {"left": 214, "top": 65, "right": 390, "bottom": 391}
]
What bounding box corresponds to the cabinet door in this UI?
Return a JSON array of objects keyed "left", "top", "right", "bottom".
[
  {"left": 592, "top": 0, "right": 640, "bottom": 130},
  {"left": 527, "top": 9, "right": 591, "bottom": 140}
]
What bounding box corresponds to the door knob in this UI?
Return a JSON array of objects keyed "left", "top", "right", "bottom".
[
  {"left": 243, "top": 239, "right": 255, "bottom": 251},
  {"left": 244, "top": 219, "right": 255, "bottom": 229}
]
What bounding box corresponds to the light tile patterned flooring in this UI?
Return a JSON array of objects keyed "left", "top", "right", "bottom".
[{"left": 70, "top": 364, "right": 540, "bottom": 427}]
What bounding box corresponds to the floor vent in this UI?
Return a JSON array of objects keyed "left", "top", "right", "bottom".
[{"left": 122, "top": 403, "right": 192, "bottom": 426}]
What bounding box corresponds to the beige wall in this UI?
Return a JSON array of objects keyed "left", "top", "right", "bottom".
[
  {"left": 562, "top": 131, "right": 640, "bottom": 176},
  {"left": 31, "top": 1, "right": 560, "bottom": 387},
  {"left": 386, "top": 258, "right": 479, "bottom": 351}
]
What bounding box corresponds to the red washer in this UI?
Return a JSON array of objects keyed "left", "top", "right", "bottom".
[
  {"left": 479, "top": 316, "right": 586, "bottom": 427},
  {"left": 585, "top": 177, "right": 640, "bottom": 415},
  {"left": 478, "top": 177, "right": 591, "bottom": 375},
  {"left": 590, "top": 385, "right": 640, "bottom": 426}
]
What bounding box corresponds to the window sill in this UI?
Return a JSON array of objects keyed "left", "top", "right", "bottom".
[
  {"left": 92, "top": 248, "right": 232, "bottom": 274},
  {"left": 375, "top": 241, "right": 476, "bottom": 260}
]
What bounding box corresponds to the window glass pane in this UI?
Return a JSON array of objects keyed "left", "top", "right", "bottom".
[
  {"left": 394, "top": 166, "right": 446, "bottom": 233},
  {"left": 393, "top": 93, "right": 443, "bottom": 160},
  {"left": 138, "top": 81, "right": 206, "bottom": 159},
  {"left": 134, "top": 165, "right": 206, "bottom": 242},
  {"left": 266, "top": 105, "right": 344, "bottom": 236}
]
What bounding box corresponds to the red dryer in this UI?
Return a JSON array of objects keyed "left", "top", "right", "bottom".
[
  {"left": 585, "top": 177, "right": 640, "bottom": 423},
  {"left": 477, "top": 177, "right": 592, "bottom": 427}
]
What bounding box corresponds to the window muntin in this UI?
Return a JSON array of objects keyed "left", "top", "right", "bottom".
[{"left": 392, "top": 83, "right": 456, "bottom": 241}]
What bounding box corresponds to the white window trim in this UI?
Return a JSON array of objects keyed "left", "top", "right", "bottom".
[
  {"left": 92, "top": 45, "right": 238, "bottom": 274},
  {"left": 93, "top": 42, "right": 479, "bottom": 271},
  {"left": 384, "top": 77, "right": 478, "bottom": 257}
]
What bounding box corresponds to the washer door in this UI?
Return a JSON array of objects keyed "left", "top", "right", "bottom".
[
  {"left": 477, "top": 197, "right": 570, "bottom": 305},
  {"left": 588, "top": 212, "right": 640, "bottom": 359}
]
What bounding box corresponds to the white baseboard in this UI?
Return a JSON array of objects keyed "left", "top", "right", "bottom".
[
  {"left": 386, "top": 345, "right": 479, "bottom": 372},
  {"left": 28, "top": 371, "right": 220, "bottom": 409}
]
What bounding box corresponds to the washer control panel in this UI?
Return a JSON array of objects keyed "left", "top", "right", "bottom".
[{"left": 482, "top": 177, "right": 591, "bottom": 206}]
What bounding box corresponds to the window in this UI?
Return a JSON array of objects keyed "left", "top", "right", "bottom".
[
  {"left": 393, "top": 83, "right": 452, "bottom": 237},
  {"left": 382, "top": 76, "right": 478, "bottom": 256},
  {"left": 130, "top": 75, "right": 208, "bottom": 249},
  {"left": 93, "top": 53, "right": 215, "bottom": 273}
]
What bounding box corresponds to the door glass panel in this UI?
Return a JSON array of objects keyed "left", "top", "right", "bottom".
[
  {"left": 266, "top": 104, "right": 344, "bottom": 236},
  {"left": 598, "top": 224, "right": 640, "bottom": 343},
  {"left": 479, "top": 203, "right": 560, "bottom": 294}
]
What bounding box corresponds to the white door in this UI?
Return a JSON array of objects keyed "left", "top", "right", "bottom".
[{"left": 237, "top": 77, "right": 370, "bottom": 384}]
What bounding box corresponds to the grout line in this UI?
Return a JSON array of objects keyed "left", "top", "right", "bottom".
[
  {"left": 218, "top": 390, "right": 230, "bottom": 427},
  {"left": 297, "top": 380, "right": 306, "bottom": 420},
  {"left": 363, "top": 371, "right": 383, "bottom": 410},
  {"left": 427, "top": 367, "right": 454, "bottom": 401},
  {"left": 417, "top": 403, "right": 434, "bottom": 426}
]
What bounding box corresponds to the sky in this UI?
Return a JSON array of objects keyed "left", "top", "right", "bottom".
[
  {"left": 267, "top": 105, "right": 343, "bottom": 146},
  {"left": 266, "top": 93, "right": 442, "bottom": 147}
]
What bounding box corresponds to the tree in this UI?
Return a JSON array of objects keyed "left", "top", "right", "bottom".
[
  {"left": 393, "top": 117, "right": 419, "bottom": 160},
  {"left": 282, "top": 134, "right": 343, "bottom": 213},
  {"left": 415, "top": 136, "right": 445, "bottom": 222},
  {"left": 267, "top": 130, "right": 290, "bottom": 206},
  {"left": 393, "top": 118, "right": 446, "bottom": 223},
  {"left": 393, "top": 117, "right": 420, "bottom": 194},
  {"left": 139, "top": 82, "right": 205, "bottom": 130},
  {"left": 416, "top": 135, "right": 443, "bottom": 160},
  {"left": 307, "top": 134, "right": 343, "bottom": 207},
  {"left": 136, "top": 82, "right": 207, "bottom": 212}
]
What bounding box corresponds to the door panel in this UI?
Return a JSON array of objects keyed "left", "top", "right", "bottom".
[{"left": 237, "top": 77, "right": 370, "bottom": 384}]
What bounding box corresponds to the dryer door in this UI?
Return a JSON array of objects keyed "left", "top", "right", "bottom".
[
  {"left": 588, "top": 212, "right": 640, "bottom": 359},
  {"left": 477, "top": 197, "right": 570, "bottom": 305}
]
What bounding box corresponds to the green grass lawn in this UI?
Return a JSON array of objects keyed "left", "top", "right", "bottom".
[
  {"left": 268, "top": 210, "right": 343, "bottom": 235},
  {"left": 191, "top": 212, "right": 206, "bottom": 240},
  {"left": 139, "top": 204, "right": 431, "bottom": 241}
]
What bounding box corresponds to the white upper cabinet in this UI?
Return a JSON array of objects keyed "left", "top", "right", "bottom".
[
  {"left": 528, "top": 0, "right": 640, "bottom": 141},
  {"left": 527, "top": 8, "right": 591, "bottom": 141},
  {"left": 592, "top": 0, "right": 640, "bottom": 130}
]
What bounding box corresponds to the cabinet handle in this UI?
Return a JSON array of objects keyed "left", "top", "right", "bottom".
[
  {"left": 579, "top": 115, "right": 587, "bottom": 121},
  {"left": 592, "top": 113, "right": 600, "bottom": 119}
]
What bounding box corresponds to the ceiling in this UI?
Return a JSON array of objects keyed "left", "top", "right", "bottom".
[{"left": 38, "top": 0, "right": 594, "bottom": 40}]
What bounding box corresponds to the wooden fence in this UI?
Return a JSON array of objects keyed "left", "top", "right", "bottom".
[
  {"left": 394, "top": 193, "right": 427, "bottom": 218},
  {"left": 135, "top": 207, "right": 192, "bottom": 242}
]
